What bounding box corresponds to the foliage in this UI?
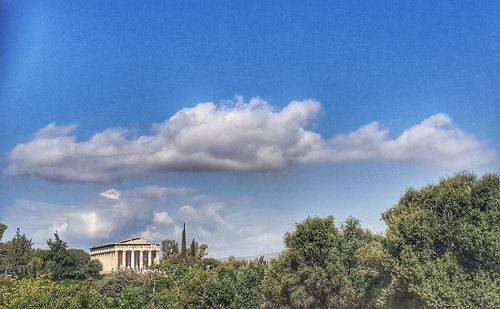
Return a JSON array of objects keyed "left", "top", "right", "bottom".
[
  {"left": 0, "top": 224, "right": 6, "bottom": 243},
  {"left": 65, "top": 249, "right": 102, "bottom": 279},
  {"left": 380, "top": 172, "right": 500, "bottom": 308},
  {"left": 161, "top": 239, "right": 178, "bottom": 259},
  {"left": 43, "top": 233, "right": 101, "bottom": 280},
  {"left": 0, "top": 172, "right": 498, "bottom": 308},
  {"left": 181, "top": 223, "right": 187, "bottom": 257},
  {"left": 160, "top": 224, "right": 207, "bottom": 264},
  {"left": 263, "top": 216, "right": 390, "bottom": 308},
  {"left": 1, "top": 228, "right": 33, "bottom": 276},
  {"left": 0, "top": 274, "right": 109, "bottom": 309},
  {"left": 46, "top": 232, "right": 68, "bottom": 280}
]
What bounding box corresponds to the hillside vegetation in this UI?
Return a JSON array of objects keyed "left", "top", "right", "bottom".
[{"left": 0, "top": 172, "right": 498, "bottom": 308}]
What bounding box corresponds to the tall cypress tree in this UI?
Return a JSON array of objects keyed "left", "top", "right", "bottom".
[
  {"left": 190, "top": 238, "right": 196, "bottom": 257},
  {"left": 181, "top": 223, "right": 187, "bottom": 257}
]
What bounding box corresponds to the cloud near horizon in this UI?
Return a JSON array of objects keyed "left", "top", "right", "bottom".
[
  {"left": 3, "top": 185, "right": 281, "bottom": 257},
  {"left": 7, "top": 97, "right": 495, "bottom": 183}
]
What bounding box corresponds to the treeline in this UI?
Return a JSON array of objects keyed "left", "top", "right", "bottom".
[
  {"left": 0, "top": 172, "right": 499, "bottom": 308},
  {"left": 0, "top": 229, "right": 101, "bottom": 280}
]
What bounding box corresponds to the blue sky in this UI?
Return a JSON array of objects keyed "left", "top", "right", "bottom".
[{"left": 0, "top": 1, "right": 498, "bottom": 257}]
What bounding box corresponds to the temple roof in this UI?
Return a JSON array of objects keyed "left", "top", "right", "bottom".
[{"left": 90, "top": 237, "right": 159, "bottom": 250}]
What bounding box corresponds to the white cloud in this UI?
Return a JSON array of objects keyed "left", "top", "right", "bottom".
[
  {"left": 100, "top": 189, "right": 121, "bottom": 200},
  {"left": 303, "top": 113, "right": 496, "bottom": 168},
  {"left": 179, "top": 202, "right": 228, "bottom": 227},
  {"left": 3, "top": 186, "right": 286, "bottom": 257},
  {"left": 73, "top": 212, "right": 114, "bottom": 238},
  {"left": 153, "top": 211, "right": 174, "bottom": 225},
  {"left": 3, "top": 185, "right": 193, "bottom": 248},
  {"left": 7, "top": 98, "right": 495, "bottom": 183}
]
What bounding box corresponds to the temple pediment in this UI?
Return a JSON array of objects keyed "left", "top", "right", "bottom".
[{"left": 118, "top": 237, "right": 151, "bottom": 245}]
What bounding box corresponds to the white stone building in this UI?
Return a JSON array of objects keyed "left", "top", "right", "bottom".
[{"left": 90, "top": 238, "right": 161, "bottom": 274}]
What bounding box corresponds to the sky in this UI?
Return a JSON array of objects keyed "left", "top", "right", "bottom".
[{"left": 0, "top": 1, "right": 498, "bottom": 258}]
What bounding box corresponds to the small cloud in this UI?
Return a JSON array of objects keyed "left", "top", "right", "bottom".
[
  {"left": 100, "top": 189, "right": 121, "bottom": 200},
  {"left": 153, "top": 211, "right": 174, "bottom": 225}
]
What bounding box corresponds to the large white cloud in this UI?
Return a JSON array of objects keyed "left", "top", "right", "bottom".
[{"left": 7, "top": 98, "right": 495, "bottom": 183}]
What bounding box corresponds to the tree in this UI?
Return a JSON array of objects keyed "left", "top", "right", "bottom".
[
  {"left": 161, "top": 239, "right": 179, "bottom": 260},
  {"left": 28, "top": 249, "right": 51, "bottom": 275},
  {"left": 0, "top": 223, "right": 6, "bottom": 243},
  {"left": 196, "top": 243, "right": 208, "bottom": 259},
  {"left": 263, "top": 216, "right": 389, "bottom": 308},
  {"left": 46, "top": 231, "right": 68, "bottom": 280},
  {"left": 2, "top": 228, "right": 33, "bottom": 276},
  {"left": 66, "top": 249, "right": 101, "bottom": 279},
  {"left": 190, "top": 238, "right": 196, "bottom": 257},
  {"left": 181, "top": 223, "right": 187, "bottom": 257},
  {"left": 380, "top": 173, "right": 500, "bottom": 308}
]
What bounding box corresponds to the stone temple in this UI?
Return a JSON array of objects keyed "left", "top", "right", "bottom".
[{"left": 90, "top": 238, "right": 161, "bottom": 274}]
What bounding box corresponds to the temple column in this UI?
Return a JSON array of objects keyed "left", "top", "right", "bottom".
[
  {"left": 131, "top": 250, "right": 135, "bottom": 269},
  {"left": 139, "top": 251, "right": 143, "bottom": 270},
  {"left": 148, "top": 250, "right": 152, "bottom": 267},
  {"left": 121, "top": 250, "right": 126, "bottom": 269}
]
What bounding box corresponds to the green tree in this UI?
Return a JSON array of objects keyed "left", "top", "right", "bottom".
[
  {"left": 161, "top": 239, "right": 179, "bottom": 260},
  {"left": 0, "top": 226, "right": 8, "bottom": 275},
  {"left": 380, "top": 172, "right": 500, "bottom": 308},
  {"left": 28, "top": 249, "right": 51, "bottom": 275},
  {"left": 263, "top": 216, "right": 389, "bottom": 308},
  {"left": 65, "top": 249, "right": 101, "bottom": 279},
  {"left": 46, "top": 231, "right": 69, "bottom": 280},
  {"left": 196, "top": 243, "right": 208, "bottom": 259},
  {"left": 0, "top": 224, "right": 6, "bottom": 243},
  {"left": 181, "top": 223, "right": 187, "bottom": 257},
  {"left": 190, "top": 238, "right": 196, "bottom": 257},
  {"left": 3, "top": 228, "right": 33, "bottom": 276}
]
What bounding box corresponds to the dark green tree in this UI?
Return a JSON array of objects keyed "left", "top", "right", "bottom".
[
  {"left": 181, "top": 223, "right": 187, "bottom": 257},
  {"left": 190, "top": 238, "right": 196, "bottom": 257},
  {"left": 66, "top": 249, "right": 101, "bottom": 279},
  {"left": 0, "top": 223, "right": 6, "bottom": 243},
  {"left": 0, "top": 224, "right": 8, "bottom": 275},
  {"left": 46, "top": 231, "right": 68, "bottom": 280},
  {"left": 3, "top": 228, "right": 34, "bottom": 276},
  {"left": 28, "top": 248, "right": 50, "bottom": 275},
  {"left": 380, "top": 172, "right": 500, "bottom": 308},
  {"left": 263, "top": 216, "right": 389, "bottom": 308}
]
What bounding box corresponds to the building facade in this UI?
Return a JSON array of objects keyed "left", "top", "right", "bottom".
[{"left": 90, "top": 238, "right": 161, "bottom": 274}]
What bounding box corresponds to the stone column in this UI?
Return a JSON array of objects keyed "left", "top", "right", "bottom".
[
  {"left": 139, "top": 251, "right": 144, "bottom": 270},
  {"left": 131, "top": 250, "right": 135, "bottom": 269},
  {"left": 148, "top": 250, "right": 152, "bottom": 267},
  {"left": 121, "top": 250, "right": 126, "bottom": 269}
]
